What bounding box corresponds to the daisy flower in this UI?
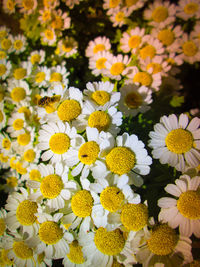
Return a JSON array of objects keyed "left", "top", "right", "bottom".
[
  {"left": 0, "top": 59, "right": 11, "bottom": 80},
  {"left": 88, "top": 50, "right": 113, "bottom": 77},
  {"left": 12, "top": 61, "right": 32, "bottom": 80},
  {"left": 103, "top": 0, "right": 122, "bottom": 11},
  {"left": 10, "top": 34, "right": 27, "bottom": 54},
  {"left": 20, "top": 144, "right": 41, "bottom": 165},
  {"left": 0, "top": 151, "right": 10, "bottom": 169},
  {"left": 0, "top": 35, "right": 13, "bottom": 53},
  {"left": 64, "top": 127, "right": 113, "bottom": 189},
  {"left": 118, "top": 83, "right": 153, "bottom": 117},
  {"left": 149, "top": 113, "right": 200, "bottom": 172},
  {"left": 107, "top": 7, "right": 131, "bottom": 27},
  {"left": 27, "top": 162, "right": 77, "bottom": 210},
  {"left": 120, "top": 27, "right": 146, "bottom": 54},
  {"left": 16, "top": 0, "right": 37, "bottom": 14},
  {"left": 83, "top": 81, "right": 120, "bottom": 108},
  {"left": 85, "top": 36, "right": 111, "bottom": 58},
  {"left": 43, "top": 0, "right": 59, "bottom": 9},
  {"left": 2, "top": 168, "right": 22, "bottom": 193},
  {"left": 0, "top": 26, "right": 10, "bottom": 40},
  {"left": 7, "top": 112, "right": 27, "bottom": 137},
  {"left": 38, "top": 120, "right": 84, "bottom": 164},
  {"left": 38, "top": 8, "right": 52, "bottom": 24},
  {"left": 104, "top": 54, "right": 131, "bottom": 80},
  {"left": 176, "top": 0, "right": 200, "bottom": 20},
  {"left": 158, "top": 174, "right": 200, "bottom": 238},
  {"left": 57, "top": 36, "right": 78, "bottom": 58},
  {"left": 5, "top": 187, "right": 39, "bottom": 236},
  {"left": 41, "top": 28, "right": 57, "bottom": 46},
  {"left": 133, "top": 222, "right": 193, "bottom": 266},
  {"left": 123, "top": 0, "right": 147, "bottom": 13},
  {"left": 73, "top": 100, "right": 122, "bottom": 135},
  {"left": 143, "top": 0, "right": 177, "bottom": 29},
  {"left": 28, "top": 50, "right": 46, "bottom": 65},
  {"left": 179, "top": 33, "right": 200, "bottom": 64},
  {"left": 51, "top": 9, "right": 71, "bottom": 31},
  {"left": 92, "top": 132, "right": 152, "bottom": 187},
  {"left": 0, "top": 132, "right": 12, "bottom": 156},
  {"left": 12, "top": 129, "right": 35, "bottom": 152},
  {"left": 49, "top": 64, "right": 69, "bottom": 84},
  {"left": 2, "top": 0, "right": 16, "bottom": 14},
  {"left": 31, "top": 66, "right": 51, "bottom": 88}
]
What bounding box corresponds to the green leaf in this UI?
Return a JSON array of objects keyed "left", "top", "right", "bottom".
[{"left": 170, "top": 95, "right": 184, "bottom": 107}]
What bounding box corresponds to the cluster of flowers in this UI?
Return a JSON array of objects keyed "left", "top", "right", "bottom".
[{"left": 0, "top": 0, "right": 200, "bottom": 267}]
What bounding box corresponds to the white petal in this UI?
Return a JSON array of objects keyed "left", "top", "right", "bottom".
[
  {"left": 158, "top": 197, "right": 177, "bottom": 208},
  {"left": 165, "top": 184, "right": 181, "bottom": 197}
]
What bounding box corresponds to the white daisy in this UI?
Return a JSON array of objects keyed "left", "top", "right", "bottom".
[
  {"left": 0, "top": 35, "right": 13, "bottom": 53},
  {"left": 92, "top": 132, "right": 152, "bottom": 187},
  {"left": 38, "top": 120, "right": 84, "bottom": 164},
  {"left": 2, "top": 0, "right": 16, "bottom": 14},
  {"left": 57, "top": 36, "right": 78, "bottom": 58},
  {"left": 5, "top": 187, "right": 39, "bottom": 236},
  {"left": 176, "top": 0, "right": 200, "bottom": 20},
  {"left": 83, "top": 81, "right": 120, "bottom": 108},
  {"left": 7, "top": 112, "right": 27, "bottom": 137},
  {"left": 28, "top": 50, "right": 46, "bottom": 65},
  {"left": 118, "top": 83, "right": 153, "bottom": 117},
  {"left": 51, "top": 9, "right": 71, "bottom": 32},
  {"left": 38, "top": 8, "right": 52, "bottom": 24},
  {"left": 103, "top": 0, "right": 122, "bottom": 11},
  {"left": 30, "top": 66, "right": 51, "bottom": 88},
  {"left": 10, "top": 34, "right": 27, "bottom": 54},
  {"left": 0, "top": 26, "right": 10, "bottom": 39},
  {"left": 27, "top": 162, "right": 77, "bottom": 210},
  {"left": 85, "top": 36, "right": 111, "bottom": 58},
  {"left": 148, "top": 113, "right": 200, "bottom": 172},
  {"left": 179, "top": 33, "right": 200, "bottom": 64},
  {"left": 12, "top": 61, "right": 32, "bottom": 80},
  {"left": 49, "top": 64, "right": 69, "bottom": 84},
  {"left": 0, "top": 151, "right": 10, "bottom": 169},
  {"left": 16, "top": 0, "right": 37, "bottom": 14},
  {"left": 0, "top": 132, "right": 13, "bottom": 156},
  {"left": 0, "top": 59, "right": 11, "bottom": 80},
  {"left": 41, "top": 28, "right": 57, "bottom": 46},
  {"left": 107, "top": 7, "right": 131, "bottom": 27},
  {"left": 123, "top": 0, "right": 147, "bottom": 14},
  {"left": 158, "top": 174, "right": 200, "bottom": 238},
  {"left": 2, "top": 168, "right": 23, "bottom": 193}
]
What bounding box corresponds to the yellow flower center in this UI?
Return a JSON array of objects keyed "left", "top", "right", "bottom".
[
  {"left": 182, "top": 41, "right": 198, "bottom": 57},
  {"left": 177, "top": 190, "right": 200, "bottom": 219},
  {"left": 110, "top": 62, "right": 125, "bottom": 76},
  {"left": 62, "top": 44, "right": 73, "bottom": 52},
  {"left": 39, "top": 221, "right": 63, "bottom": 245},
  {"left": 0, "top": 51, "right": 6, "bottom": 60},
  {"left": 40, "top": 174, "right": 64, "bottom": 199},
  {"left": 16, "top": 200, "right": 38, "bottom": 225},
  {"left": 17, "top": 132, "right": 31, "bottom": 146},
  {"left": 13, "top": 241, "right": 33, "bottom": 259},
  {"left": 125, "top": 0, "right": 138, "bottom": 6},
  {"left": 2, "top": 138, "right": 11, "bottom": 150},
  {"left": 1, "top": 38, "right": 12, "bottom": 50},
  {"left": 125, "top": 91, "right": 142, "bottom": 109},
  {"left": 29, "top": 169, "right": 41, "bottom": 181},
  {"left": 158, "top": 29, "right": 175, "bottom": 46},
  {"left": 50, "top": 72, "right": 62, "bottom": 82},
  {"left": 128, "top": 35, "right": 141, "bottom": 49},
  {"left": 106, "top": 147, "right": 136, "bottom": 176},
  {"left": 109, "top": 0, "right": 120, "bottom": 8},
  {"left": 57, "top": 99, "right": 81, "bottom": 122},
  {"left": 6, "top": 176, "right": 18, "bottom": 188},
  {"left": 152, "top": 6, "right": 168, "bottom": 22},
  {"left": 35, "top": 72, "right": 45, "bottom": 83},
  {"left": 13, "top": 118, "right": 24, "bottom": 130},
  {"left": 133, "top": 72, "right": 152, "bottom": 86},
  {"left": 49, "top": 133, "right": 70, "bottom": 154},
  {"left": 23, "top": 149, "right": 35, "bottom": 162},
  {"left": 0, "top": 111, "right": 3, "bottom": 122},
  {"left": 14, "top": 40, "right": 23, "bottom": 50},
  {"left": 16, "top": 161, "right": 27, "bottom": 175},
  {"left": 67, "top": 240, "right": 85, "bottom": 264},
  {"left": 147, "top": 62, "right": 162, "bottom": 74},
  {"left": 1, "top": 249, "right": 14, "bottom": 265},
  {"left": 6, "top": 0, "right": 15, "bottom": 11},
  {"left": 184, "top": 3, "right": 198, "bottom": 14},
  {"left": 71, "top": 190, "right": 93, "bottom": 218},
  {"left": 51, "top": 16, "right": 63, "bottom": 30},
  {"left": 13, "top": 68, "right": 27, "bottom": 80},
  {"left": 91, "top": 91, "right": 110, "bottom": 106},
  {"left": 0, "top": 64, "right": 6, "bottom": 76},
  {"left": 44, "top": 29, "right": 54, "bottom": 40},
  {"left": 42, "top": 10, "right": 51, "bottom": 22},
  {"left": 96, "top": 58, "right": 107, "bottom": 69},
  {"left": 165, "top": 128, "right": 193, "bottom": 154},
  {"left": 11, "top": 87, "right": 26, "bottom": 102},
  {"left": 147, "top": 224, "right": 178, "bottom": 255},
  {"left": 94, "top": 227, "right": 125, "bottom": 255},
  {"left": 0, "top": 218, "right": 6, "bottom": 236},
  {"left": 22, "top": 0, "right": 34, "bottom": 9},
  {"left": 0, "top": 30, "right": 7, "bottom": 39},
  {"left": 100, "top": 186, "right": 124, "bottom": 212},
  {"left": 140, "top": 45, "right": 156, "bottom": 60},
  {"left": 115, "top": 11, "right": 125, "bottom": 22},
  {"left": 30, "top": 54, "right": 41, "bottom": 64},
  {"left": 120, "top": 203, "right": 148, "bottom": 231},
  {"left": 93, "top": 44, "right": 105, "bottom": 54},
  {"left": 88, "top": 110, "right": 110, "bottom": 132},
  {"left": 78, "top": 141, "right": 100, "bottom": 165}
]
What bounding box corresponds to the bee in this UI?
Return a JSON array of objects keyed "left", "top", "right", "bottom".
[
  {"left": 81, "top": 154, "right": 88, "bottom": 158},
  {"left": 38, "top": 95, "right": 61, "bottom": 108}
]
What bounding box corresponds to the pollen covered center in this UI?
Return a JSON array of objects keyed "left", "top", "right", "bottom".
[
  {"left": 182, "top": 41, "right": 198, "bottom": 57},
  {"left": 67, "top": 240, "right": 85, "bottom": 264},
  {"left": 71, "top": 190, "right": 93, "bottom": 218},
  {"left": 152, "top": 6, "right": 168, "bottom": 22},
  {"left": 184, "top": 3, "right": 198, "bottom": 14},
  {"left": 16, "top": 200, "right": 38, "bottom": 225},
  {"left": 13, "top": 241, "right": 33, "bottom": 259},
  {"left": 120, "top": 203, "right": 148, "bottom": 231},
  {"left": 49, "top": 133, "right": 70, "bottom": 154},
  {"left": 106, "top": 147, "right": 136, "bottom": 175},
  {"left": 40, "top": 174, "right": 64, "bottom": 199},
  {"left": 57, "top": 99, "right": 81, "bottom": 122},
  {"left": 133, "top": 72, "right": 152, "bottom": 86},
  {"left": 110, "top": 62, "right": 124, "bottom": 76},
  {"left": 147, "top": 224, "right": 178, "bottom": 255},
  {"left": 17, "top": 132, "right": 31, "bottom": 146},
  {"left": 128, "top": 35, "right": 141, "bottom": 49},
  {"left": 177, "top": 190, "right": 200, "bottom": 219},
  {"left": 100, "top": 186, "right": 124, "bottom": 212},
  {"left": 39, "top": 221, "right": 63, "bottom": 245},
  {"left": 13, "top": 68, "right": 27, "bottom": 80},
  {"left": 158, "top": 29, "right": 175, "bottom": 46},
  {"left": 29, "top": 169, "right": 41, "bottom": 181},
  {"left": 140, "top": 45, "right": 156, "bottom": 60},
  {"left": 93, "top": 44, "right": 105, "bottom": 54},
  {"left": 78, "top": 141, "right": 100, "bottom": 165},
  {"left": 13, "top": 118, "right": 24, "bottom": 130},
  {"left": 88, "top": 110, "right": 110, "bottom": 132},
  {"left": 91, "top": 91, "right": 110, "bottom": 106},
  {"left": 96, "top": 58, "right": 107, "bottom": 70},
  {"left": 94, "top": 227, "right": 125, "bottom": 255},
  {"left": 125, "top": 91, "right": 142, "bottom": 109},
  {"left": 165, "top": 128, "right": 193, "bottom": 154},
  {"left": 11, "top": 87, "right": 26, "bottom": 102}
]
